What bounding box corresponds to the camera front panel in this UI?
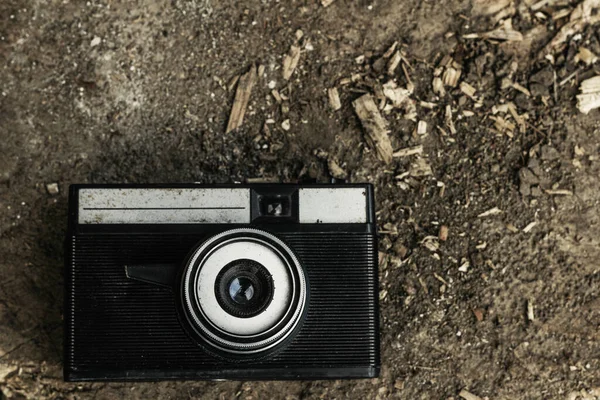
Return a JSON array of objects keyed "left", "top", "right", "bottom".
[{"left": 65, "top": 184, "right": 379, "bottom": 381}]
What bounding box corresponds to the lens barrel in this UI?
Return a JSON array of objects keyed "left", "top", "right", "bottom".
[
  {"left": 214, "top": 259, "right": 274, "bottom": 319},
  {"left": 180, "top": 229, "right": 307, "bottom": 356}
]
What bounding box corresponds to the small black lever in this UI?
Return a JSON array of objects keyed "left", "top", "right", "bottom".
[{"left": 125, "top": 264, "right": 179, "bottom": 288}]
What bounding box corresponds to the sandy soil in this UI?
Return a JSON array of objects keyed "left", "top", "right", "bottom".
[{"left": 1, "top": 0, "right": 600, "bottom": 399}]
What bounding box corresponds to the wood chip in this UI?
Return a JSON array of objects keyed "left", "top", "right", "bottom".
[
  {"left": 226, "top": 64, "right": 257, "bottom": 133},
  {"left": 409, "top": 157, "right": 433, "bottom": 177},
  {"left": 531, "top": 0, "right": 558, "bottom": 11},
  {"left": 353, "top": 94, "right": 394, "bottom": 164},
  {"left": 577, "top": 76, "right": 600, "bottom": 114},
  {"left": 459, "top": 389, "right": 483, "bottom": 400},
  {"left": 523, "top": 221, "right": 537, "bottom": 233},
  {"left": 473, "top": 308, "right": 484, "bottom": 322},
  {"left": 552, "top": 8, "right": 573, "bottom": 20},
  {"left": 545, "top": 189, "right": 573, "bottom": 195},
  {"left": 271, "top": 89, "right": 282, "bottom": 103},
  {"left": 382, "top": 80, "right": 416, "bottom": 120},
  {"left": 459, "top": 82, "right": 477, "bottom": 99},
  {"left": 443, "top": 67, "right": 461, "bottom": 87},
  {"left": 383, "top": 41, "right": 399, "bottom": 58},
  {"left": 46, "top": 182, "right": 59, "bottom": 195},
  {"left": 484, "top": 19, "right": 523, "bottom": 41},
  {"left": 328, "top": 158, "right": 347, "bottom": 179},
  {"left": 387, "top": 51, "right": 402, "bottom": 75},
  {"left": 393, "top": 145, "right": 423, "bottom": 158},
  {"left": 478, "top": 207, "right": 502, "bottom": 218},
  {"left": 417, "top": 120, "right": 427, "bottom": 135},
  {"left": 472, "top": 0, "right": 511, "bottom": 16},
  {"left": 282, "top": 45, "right": 301, "bottom": 80},
  {"left": 527, "top": 299, "right": 535, "bottom": 321},
  {"left": 541, "top": 0, "right": 600, "bottom": 56},
  {"left": 445, "top": 105, "right": 457, "bottom": 134},
  {"left": 490, "top": 115, "right": 515, "bottom": 137},
  {"left": 420, "top": 101, "right": 437, "bottom": 109},
  {"left": 321, "top": 0, "right": 335, "bottom": 7},
  {"left": 575, "top": 47, "right": 598, "bottom": 65},
  {"left": 465, "top": 19, "right": 523, "bottom": 41},
  {"left": 512, "top": 82, "right": 531, "bottom": 96},
  {"left": 439, "top": 225, "right": 448, "bottom": 241},
  {"left": 432, "top": 76, "right": 445, "bottom": 95},
  {"left": 328, "top": 88, "right": 341, "bottom": 111}
]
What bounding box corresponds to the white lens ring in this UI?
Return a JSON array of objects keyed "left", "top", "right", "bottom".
[
  {"left": 182, "top": 228, "right": 307, "bottom": 354},
  {"left": 196, "top": 240, "right": 292, "bottom": 336}
]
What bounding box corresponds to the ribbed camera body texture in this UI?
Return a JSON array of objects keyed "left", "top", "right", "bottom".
[{"left": 65, "top": 184, "right": 380, "bottom": 381}]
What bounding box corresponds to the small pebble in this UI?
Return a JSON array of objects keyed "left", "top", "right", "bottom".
[{"left": 90, "top": 36, "right": 101, "bottom": 47}]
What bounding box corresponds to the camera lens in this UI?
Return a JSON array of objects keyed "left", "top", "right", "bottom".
[
  {"left": 215, "top": 259, "right": 274, "bottom": 318},
  {"left": 229, "top": 277, "right": 254, "bottom": 304},
  {"left": 181, "top": 228, "right": 308, "bottom": 356}
]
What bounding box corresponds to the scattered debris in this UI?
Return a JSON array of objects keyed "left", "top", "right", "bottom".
[
  {"left": 321, "top": 0, "right": 335, "bottom": 7},
  {"left": 353, "top": 94, "right": 394, "bottom": 164},
  {"left": 393, "top": 145, "right": 423, "bottom": 158},
  {"left": 473, "top": 308, "right": 485, "bottom": 322},
  {"left": 328, "top": 88, "right": 342, "bottom": 111},
  {"left": 490, "top": 115, "right": 516, "bottom": 137},
  {"left": 417, "top": 120, "right": 428, "bottom": 135},
  {"left": 46, "top": 182, "right": 59, "bottom": 195},
  {"left": 281, "top": 119, "right": 291, "bottom": 131},
  {"left": 328, "top": 158, "right": 347, "bottom": 179},
  {"left": 541, "top": 0, "right": 600, "bottom": 57},
  {"left": 226, "top": 64, "right": 257, "bottom": 133},
  {"left": 394, "top": 379, "right": 405, "bottom": 390},
  {"left": 282, "top": 45, "right": 301, "bottom": 80},
  {"left": 478, "top": 207, "right": 502, "bottom": 218},
  {"left": 382, "top": 80, "right": 416, "bottom": 120},
  {"left": 459, "top": 389, "right": 483, "bottom": 400},
  {"left": 458, "top": 258, "right": 470, "bottom": 273},
  {"left": 577, "top": 76, "right": 600, "bottom": 114},
  {"left": 439, "top": 225, "right": 448, "bottom": 241}
]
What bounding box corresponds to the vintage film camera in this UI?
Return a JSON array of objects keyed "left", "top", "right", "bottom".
[{"left": 65, "top": 184, "right": 379, "bottom": 381}]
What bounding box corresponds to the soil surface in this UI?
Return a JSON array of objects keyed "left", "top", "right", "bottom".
[{"left": 2, "top": 0, "right": 600, "bottom": 399}]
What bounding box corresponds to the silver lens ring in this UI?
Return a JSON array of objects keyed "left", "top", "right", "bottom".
[{"left": 182, "top": 228, "right": 307, "bottom": 354}]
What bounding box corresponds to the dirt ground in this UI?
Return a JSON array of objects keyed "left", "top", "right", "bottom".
[{"left": 2, "top": 0, "right": 600, "bottom": 398}]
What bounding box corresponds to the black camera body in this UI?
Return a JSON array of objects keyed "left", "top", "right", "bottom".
[{"left": 65, "top": 184, "right": 379, "bottom": 381}]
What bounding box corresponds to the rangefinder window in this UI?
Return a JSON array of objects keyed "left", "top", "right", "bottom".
[{"left": 259, "top": 194, "right": 291, "bottom": 217}]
